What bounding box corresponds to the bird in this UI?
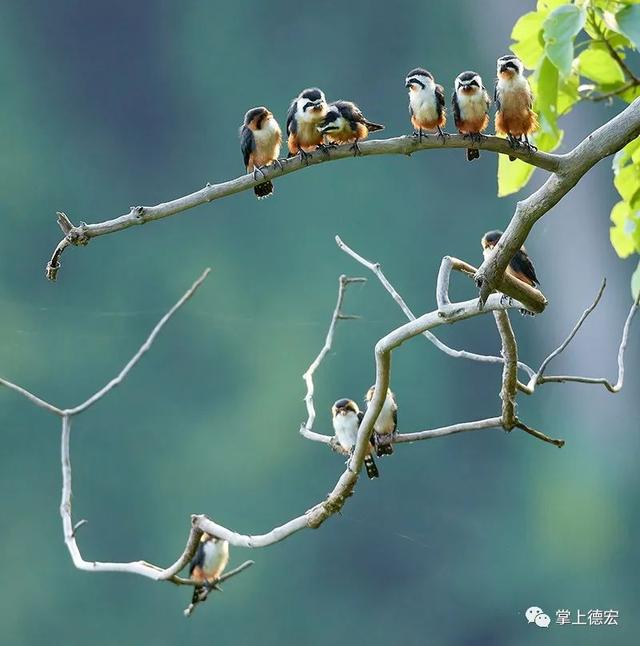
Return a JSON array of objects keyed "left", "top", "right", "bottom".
[
  {"left": 364, "top": 386, "right": 398, "bottom": 457},
  {"left": 481, "top": 230, "right": 540, "bottom": 287},
  {"left": 405, "top": 68, "right": 447, "bottom": 142},
  {"left": 494, "top": 55, "right": 538, "bottom": 160},
  {"left": 286, "top": 87, "right": 329, "bottom": 163},
  {"left": 186, "top": 532, "right": 230, "bottom": 612},
  {"left": 331, "top": 398, "right": 379, "bottom": 479},
  {"left": 452, "top": 71, "right": 491, "bottom": 161},
  {"left": 239, "top": 107, "right": 282, "bottom": 199},
  {"left": 317, "top": 100, "right": 384, "bottom": 155}
]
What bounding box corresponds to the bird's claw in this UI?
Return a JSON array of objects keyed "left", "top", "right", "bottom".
[
  {"left": 253, "top": 166, "right": 267, "bottom": 181},
  {"left": 350, "top": 141, "right": 361, "bottom": 156},
  {"left": 271, "top": 158, "right": 285, "bottom": 171},
  {"left": 317, "top": 142, "right": 333, "bottom": 158},
  {"left": 437, "top": 127, "right": 450, "bottom": 144},
  {"left": 500, "top": 294, "right": 514, "bottom": 307},
  {"left": 298, "top": 149, "right": 312, "bottom": 165}
]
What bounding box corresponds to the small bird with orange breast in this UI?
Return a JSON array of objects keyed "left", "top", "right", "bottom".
[
  {"left": 317, "top": 100, "right": 384, "bottom": 155},
  {"left": 452, "top": 71, "right": 490, "bottom": 161},
  {"left": 286, "top": 87, "right": 329, "bottom": 163},
  {"left": 494, "top": 55, "right": 538, "bottom": 159},
  {"left": 240, "top": 106, "right": 282, "bottom": 199},
  {"left": 405, "top": 68, "right": 447, "bottom": 142},
  {"left": 184, "top": 532, "right": 230, "bottom": 616},
  {"left": 481, "top": 230, "right": 540, "bottom": 288}
]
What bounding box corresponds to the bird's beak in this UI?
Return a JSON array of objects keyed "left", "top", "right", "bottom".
[
  {"left": 499, "top": 65, "right": 510, "bottom": 74},
  {"left": 405, "top": 81, "right": 412, "bottom": 88},
  {"left": 312, "top": 100, "right": 324, "bottom": 110}
]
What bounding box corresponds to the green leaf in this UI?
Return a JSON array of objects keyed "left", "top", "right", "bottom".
[
  {"left": 610, "top": 201, "right": 637, "bottom": 257},
  {"left": 538, "top": 0, "right": 568, "bottom": 11},
  {"left": 578, "top": 47, "right": 625, "bottom": 84},
  {"left": 543, "top": 5, "right": 586, "bottom": 76},
  {"left": 511, "top": 12, "right": 546, "bottom": 68},
  {"left": 613, "top": 138, "right": 640, "bottom": 172},
  {"left": 613, "top": 162, "right": 640, "bottom": 202},
  {"left": 616, "top": 4, "right": 640, "bottom": 48},
  {"left": 558, "top": 72, "right": 580, "bottom": 114},
  {"left": 497, "top": 155, "right": 536, "bottom": 197},
  {"left": 632, "top": 260, "right": 640, "bottom": 301}
]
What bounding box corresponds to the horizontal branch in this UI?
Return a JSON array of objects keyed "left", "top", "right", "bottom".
[{"left": 45, "top": 135, "right": 560, "bottom": 280}]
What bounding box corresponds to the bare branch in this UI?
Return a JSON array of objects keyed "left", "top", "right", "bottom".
[
  {"left": 45, "top": 134, "right": 562, "bottom": 280},
  {"left": 395, "top": 417, "right": 503, "bottom": 442},
  {"left": 475, "top": 98, "right": 640, "bottom": 303},
  {"left": 65, "top": 268, "right": 211, "bottom": 416},
  {"left": 494, "top": 311, "right": 518, "bottom": 429},
  {"left": 335, "top": 237, "right": 537, "bottom": 379},
  {"left": 300, "top": 274, "right": 366, "bottom": 444},
  {"left": 538, "top": 292, "right": 640, "bottom": 392},
  {"left": 0, "top": 377, "right": 63, "bottom": 416},
  {"left": 514, "top": 420, "right": 565, "bottom": 448}
]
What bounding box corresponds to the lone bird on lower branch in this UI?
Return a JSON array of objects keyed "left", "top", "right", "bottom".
[
  {"left": 240, "top": 107, "right": 282, "bottom": 199},
  {"left": 481, "top": 230, "right": 540, "bottom": 288},
  {"left": 317, "top": 100, "right": 384, "bottom": 156},
  {"left": 331, "top": 398, "right": 379, "bottom": 479},
  {"left": 365, "top": 386, "right": 398, "bottom": 457},
  {"left": 184, "top": 532, "right": 230, "bottom": 616}
]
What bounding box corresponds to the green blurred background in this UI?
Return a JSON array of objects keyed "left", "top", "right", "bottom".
[{"left": 0, "top": 1, "right": 638, "bottom": 644}]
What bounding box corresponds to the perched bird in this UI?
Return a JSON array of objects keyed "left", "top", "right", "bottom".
[
  {"left": 187, "top": 533, "right": 230, "bottom": 610},
  {"left": 364, "top": 386, "right": 398, "bottom": 457},
  {"left": 239, "top": 107, "right": 282, "bottom": 199},
  {"left": 452, "top": 71, "right": 490, "bottom": 161},
  {"left": 286, "top": 87, "right": 329, "bottom": 162},
  {"left": 494, "top": 55, "right": 538, "bottom": 160},
  {"left": 405, "top": 68, "right": 447, "bottom": 141},
  {"left": 317, "top": 100, "right": 384, "bottom": 155},
  {"left": 481, "top": 230, "right": 540, "bottom": 287},
  {"left": 331, "top": 398, "right": 379, "bottom": 479}
]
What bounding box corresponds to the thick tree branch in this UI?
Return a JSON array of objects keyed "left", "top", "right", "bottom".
[
  {"left": 45, "top": 135, "right": 561, "bottom": 281},
  {"left": 475, "top": 98, "right": 640, "bottom": 303}
]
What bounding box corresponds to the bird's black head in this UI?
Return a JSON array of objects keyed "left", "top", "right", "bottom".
[
  {"left": 456, "top": 71, "right": 482, "bottom": 92},
  {"left": 482, "top": 230, "right": 503, "bottom": 250},
  {"left": 405, "top": 68, "right": 433, "bottom": 89},
  {"left": 497, "top": 55, "right": 522, "bottom": 75},
  {"left": 243, "top": 106, "right": 270, "bottom": 128},
  {"left": 299, "top": 87, "right": 326, "bottom": 112},
  {"left": 317, "top": 105, "right": 341, "bottom": 133},
  {"left": 333, "top": 398, "right": 358, "bottom": 416}
]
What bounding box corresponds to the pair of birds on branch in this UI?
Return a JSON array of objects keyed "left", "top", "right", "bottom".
[
  {"left": 331, "top": 387, "right": 399, "bottom": 480},
  {"left": 240, "top": 54, "right": 538, "bottom": 198}
]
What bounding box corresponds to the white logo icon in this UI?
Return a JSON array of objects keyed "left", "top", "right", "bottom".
[
  {"left": 526, "top": 606, "right": 550, "bottom": 628},
  {"left": 535, "top": 613, "right": 551, "bottom": 628}
]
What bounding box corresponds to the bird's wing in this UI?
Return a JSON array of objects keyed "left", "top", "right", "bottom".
[
  {"left": 511, "top": 249, "right": 540, "bottom": 286},
  {"left": 451, "top": 91, "right": 461, "bottom": 127},
  {"left": 392, "top": 407, "right": 398, "bottom": 433},
  {"left": 240, "top": 126, "right": 255, "bottom": 169},
  {"left": 189, "top": 542, "right": 205, "bottom": 576},
  {"left": 435, "top": 84, "right": 446, "bottom": 114},
  {"left": 493, "top": 81, "right": 501, "bottom": 112},
  {"left": 285, "top": 100, "right": 297, "bottom": 135}
]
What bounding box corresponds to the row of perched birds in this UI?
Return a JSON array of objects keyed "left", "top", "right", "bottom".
[
  {"left": 240, "top": 54, "right": 538, "bottom": 198},
  {"left": 185, "top": 227, "right": 541, "bottom": 607}
]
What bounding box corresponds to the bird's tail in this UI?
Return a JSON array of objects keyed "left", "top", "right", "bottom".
[
  {"left": 191, "top": 584, "right": 204, "bottom": 606},
  {"left": 364, "top": 121, "right": 385, "bottom": 132},
  {"left": 364, "top": 454, "right": 379, "bottom": 479},
  {"left": 467, "top": 148, "right": 480, "bottom": 161},
  {"left": 254, "top": 181, "right": 274, "bottom": 199},
  {"left": 376, "top": 442, "right": 394, "bottom": 457}
]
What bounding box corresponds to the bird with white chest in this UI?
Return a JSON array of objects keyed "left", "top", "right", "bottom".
[
  {"left": 452, "top": 70, "right": 490, "bottom": 161},
  {"left": 405, "top": 67, "right": 447, "bottom": 142},
  {"left": 364, "top": 386, "right": 398, "bottom": 457}
]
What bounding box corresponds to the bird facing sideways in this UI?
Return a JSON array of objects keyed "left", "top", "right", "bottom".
[
  {"left": 331, "top": 398, "right": 379, "bottom": 479},
  {"left": 364, "top": 386, "right": 398, "bottom": 457},
  {"left": 481, "top": 230, "right": 540, "bottom": 287},
  {"left": 240, "top": 107, "right": 282, "bottom": 199},
  {"left": 494, "top": 55, "right": 538, "bottom": 160},
  {"left": 405, "top": 68, "right": 447, "bottom": 142},
  {"left": 187, "top": 532, "right": 230, "bottom": 609},
  {"left": 317, "top": 100, "right": 384, "bottom": 156},
  {"left": 286, "top": 87, "right": 329, "bottom": 162},
  {"left": 452, "top": 71, "right": 490, "bottom": 161}
]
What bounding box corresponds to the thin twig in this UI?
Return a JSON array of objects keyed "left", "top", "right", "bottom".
[
  {"left": 514, "top": 419, "right": 565, "bottom": 448},
  {"left": 65, "top": 268, "right": 211, "bottom": 416},
  {"left": 0, "top": 378, "right": 63, "bottom": 416},
  {"left": 300, "top": 274, "right": 365, "bottom": 443}
]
